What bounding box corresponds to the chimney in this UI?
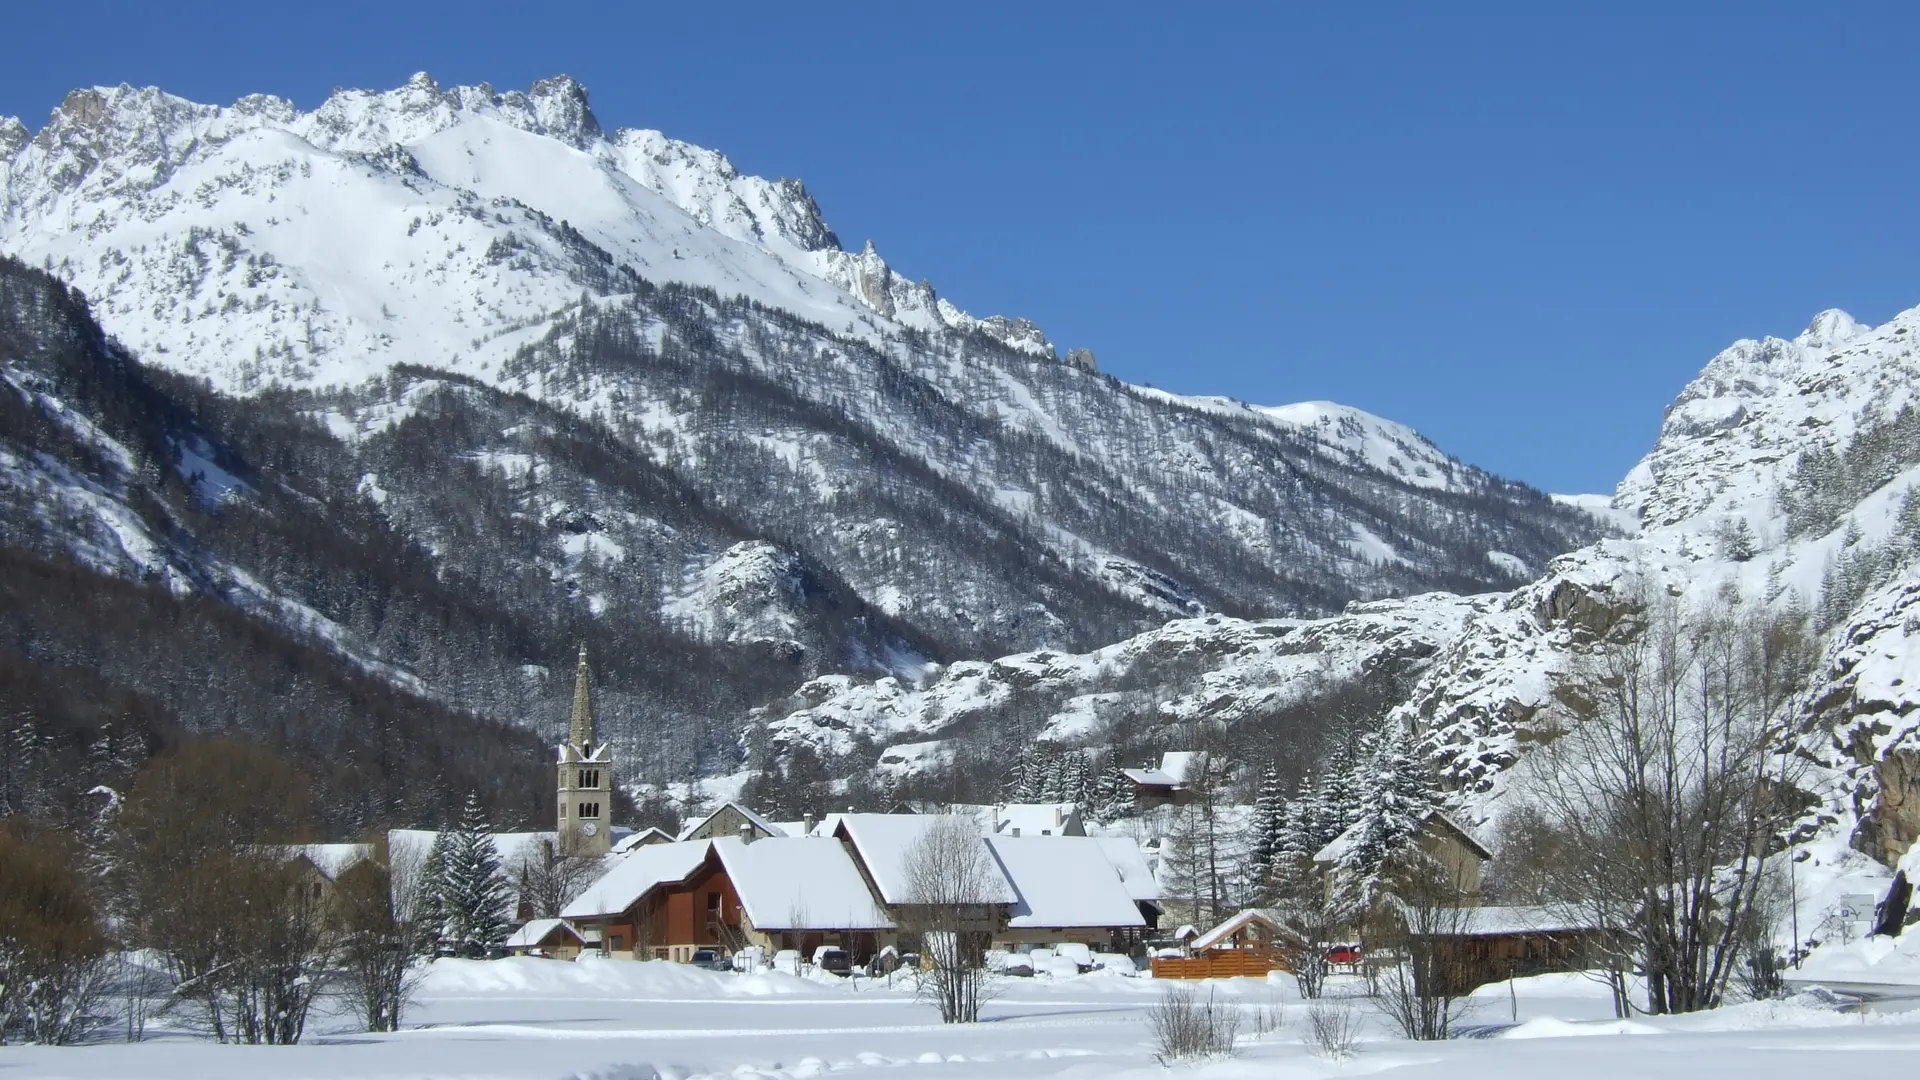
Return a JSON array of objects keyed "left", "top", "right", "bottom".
[
  {"left": 1054, "top": 807, "right": 1065, "bottom": 828},
  {"left": 803, "top": 813, "right": 816, "bottom": 836},
  {"left": 739, "top": 822, "right": 755, "bottom": 846},
  {"left": 1010, "top": 827, "right": 1021, "bottom": 838}
]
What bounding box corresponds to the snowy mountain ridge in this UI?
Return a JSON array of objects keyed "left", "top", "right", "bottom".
[{"left": 0, "top": 73, "right": 1056, "bottom": 394}]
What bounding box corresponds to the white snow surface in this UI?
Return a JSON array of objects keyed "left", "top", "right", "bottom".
[{"left": 12, "top": 956, "right": 1920, "bottom": 1079}]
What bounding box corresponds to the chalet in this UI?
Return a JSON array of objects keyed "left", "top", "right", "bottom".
[
  {"left": 1157, "top": 908, "right": 1295, "bottom": 979},
  {"left": 506, "top": 918, "right": 586, "bottom": 959},
  {"left": 1415, "top": 906, "right": 1614, "bottom": 996},
  {"left": 1311, "top": 808, "right": 1492, "bottom": 904},
  {"left": 560, "top": 833, "right": 893, "bottom": 964},
  {"left": 984, "top": 835, "right": 1147, "bottom": 949},
  {"left": 1122, "top": 751, "right": 1199, "bottom": 808},
  {"left": 831, "top": 814, "right": 1018, "bottom": 954},
  {"left": 561, "top": 839, "right": 730, "bottom": 961}
]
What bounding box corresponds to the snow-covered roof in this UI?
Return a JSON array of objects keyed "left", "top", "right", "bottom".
[
  {"left": 1428, "top": 906, "right": 1605, "bottom": 937},
  {"left": 712, "top": 836, "right": 893, "bottom": 931},
  {"left": 562, "top": 839, "right": 713, "bottom": 919},
  {"left": 993, "top": 803, "right": 1080, "bottom": 837},
  {"left": 1092, "top": 836, "right": 1163, "bottom": 903},
  {"left": 985, "top": 836, "right": 1144, "bottom": 930},
  {"left": 833, "top": 814, "right": 1016, "bottom": 905},
  {"left": 676, "top": 801, "right": 786, "bottom": 841},
  {"left": 1311, "top": 809, "right": 1491, "bottom": 865},
  {"left": 506, "top": 918, "right": 583, "bottom": 949},
  {"left": 610, "top": 826, "right": 674, "bottom": 853},
  {"left": 1122, "top": 751, "right": 1201, "bottom": 788},
  {"left": 1157, "top": 752, "right": 1199, "bottom": 784},
  {"left": 389, "top": 829, "right": 556, "bottom": 869},
  {"left": 1189, "top": 909, "right": 1293, "bottom": 953}
]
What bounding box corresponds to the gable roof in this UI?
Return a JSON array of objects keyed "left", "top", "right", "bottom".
[
  {"left": 676, "top": 801, "right": 785, "bottom": 841},
  {"left": 985, "top": 835, "right": 1145, "bottom": 929},
  {"left": 832, "top": 814, "right": 1016, "bottom": 905},
  {"left": 562, "top": 839, "right": 713, "bottom": 919},
  {"left": 1312, "top": 808, "right": 1492, "bottom": 865},
  {"left": 712, "top": 836, "right": 893, "bottom": 931},
  {"left": 506, "top": 918, "right": 584, "bottom": 949},
  {"left": 1189, "top": 908, "right": 1299, "bottom": 952},
  {"left": 611, "top": 826, "right": 674, "bottom": 853}
]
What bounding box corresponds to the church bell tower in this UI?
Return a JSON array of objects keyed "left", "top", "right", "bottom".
[{"left": 557, "top": 644, "right": 613, "bottom": 856}]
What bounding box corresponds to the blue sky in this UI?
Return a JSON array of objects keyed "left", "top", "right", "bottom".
[{"left": 6, "top": 2, "right": 1919, "bottom": 494}]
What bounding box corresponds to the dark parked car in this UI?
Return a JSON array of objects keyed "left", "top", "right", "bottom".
[
  {"left": 812, "top": 946, "right": 852, "bottom": 976},
  {"left": 690, "top": 949, "right": 731, "bottom": 971}
]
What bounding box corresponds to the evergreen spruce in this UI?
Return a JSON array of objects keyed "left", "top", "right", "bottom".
[
  {"left": 441, "top": 793, "right": 513, "bottom": 958},
  {"left": 418, "top": 833, "right": 449, "bottom": 955},
  {"left": 1091, "top": 766, "right": 1134, "bottom": 825},
  {"left": 1245, "top": 764, "right": 1287, "bottom": 903},
  {"left": 1331, "top": 725, "right": 1438, "bottom": 916}
]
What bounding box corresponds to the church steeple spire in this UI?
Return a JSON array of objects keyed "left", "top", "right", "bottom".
[{"left": 568, "top": 642, "right": 594, "bottom": 750}]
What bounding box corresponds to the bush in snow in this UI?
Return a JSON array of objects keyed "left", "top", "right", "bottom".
[{"left": 1147, "top": 983, "right": 1239, "bottom": 1064}]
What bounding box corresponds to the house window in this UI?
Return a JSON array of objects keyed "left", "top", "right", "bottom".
[{"left": 577, "top": 768, "right": 600, "bottom": 788}]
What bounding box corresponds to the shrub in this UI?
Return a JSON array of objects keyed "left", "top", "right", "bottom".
[{"left": 1147, "top": 984, "right": 1239, "bottom": 1064}]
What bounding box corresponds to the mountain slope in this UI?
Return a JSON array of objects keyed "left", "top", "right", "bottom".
[{"left": 0, "top": 75, "right": 1606, "bottom": 665}]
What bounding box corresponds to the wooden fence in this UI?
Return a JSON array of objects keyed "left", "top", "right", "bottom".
[{"left": 1150, "top": 949, "right": 1285, "bottom": 980}]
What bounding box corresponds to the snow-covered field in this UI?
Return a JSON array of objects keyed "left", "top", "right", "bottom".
[{"left": 11, "top": 959, "right": 1920, "bottom": 1079}]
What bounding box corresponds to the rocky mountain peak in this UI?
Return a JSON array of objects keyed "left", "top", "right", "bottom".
[
  {"left": 1797, "top": 308, "right": 1867, "bottom": 351},
  {"left": 0, "top": 116, "right": 25, "bottom": 158}
]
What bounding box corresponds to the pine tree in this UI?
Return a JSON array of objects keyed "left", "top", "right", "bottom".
[
  {"left": 1244, "top": 764, "right": 1287, "bottom": 904},
  {"left": 1060, "top": 751, "right": 1091, "bottom": 807},
  {"left": 1331, "top": 725, "right": 1438, "bottom": 916},
  {"left": 441, "top": 793, "right": 513, "bottom": 958},
  {"left": 1091, "top": 767, "right": 1134, "bottom": 825},
  {"left": 418, "top": 833, "right": 450, "bottom": 956}
]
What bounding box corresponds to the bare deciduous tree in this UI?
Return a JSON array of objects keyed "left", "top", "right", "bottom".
[
  {"left": 516, "top": 839, "right": 604, "bottom": 920},
  {"left": 1368, "top": 855, "right": 1478, "bottom": 1041},
  {"left": 335, "top": 842, "right": 432, "bottom": 1032},
  {"left": 1533, "top": 587, "right": 1815, "bottom": 1014},
  {"left": 899, "top": 814, "right": 1000, "bottom": 1024}
]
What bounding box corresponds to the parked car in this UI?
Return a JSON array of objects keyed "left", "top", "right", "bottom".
[
  {"left": 1325, "top": 944, "right": 1363, "bottom": 967},
  {"left": 812, "top": 945, "right": 852, "bottom": 976},
  {"left": 771, "top": 949, "right": 803, "bottom": 975},
  {"left": 1053, "top": 943, "right": 1094, "bottom": 971},
  {"left": 689, "top": 948, "right": 731, "bottom": 971}
]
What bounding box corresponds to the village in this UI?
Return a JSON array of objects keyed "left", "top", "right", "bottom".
[{"left": 284, "top": 649, "right": 1614, "bottom": 1003}]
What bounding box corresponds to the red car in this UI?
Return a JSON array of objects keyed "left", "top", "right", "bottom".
[{"left": 1324, "top": 944, "right": 1363, "bottom": 967}]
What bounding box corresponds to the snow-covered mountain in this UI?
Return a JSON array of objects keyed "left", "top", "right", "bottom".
[
  {"left": 0, "top": 74, "right": 1052, "bottom": 391},
  {"left": 779, "top": 299, "right": 1920, "bottom": 874},
  {"left": 0, "top": 73, "right": 1603, "bottom": 683}
]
